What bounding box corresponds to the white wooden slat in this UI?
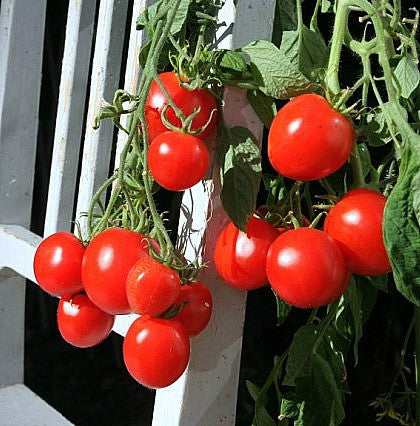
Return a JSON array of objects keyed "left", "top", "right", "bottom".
[
  {"left": 152, "top": 1, "right": 276, "bottom": 424},
  {"left": 0, "top": 0, "right": 47, "bottom": 388},
  {"left": 114, "top": 0, "right": 149, "bottom": 170},
  {"left": 0, "top": 384, "right": 73, "bottom": 425},
  {"left": 44, "top": 0, "right": 97, "bottom": 236},
  {"left": 75, "top": 0, "right": 129, "bottom": 238}
]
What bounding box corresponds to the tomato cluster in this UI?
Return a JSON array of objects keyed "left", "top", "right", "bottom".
[
  {"left": 215, "top": 95, "right": 391, "bottom": 308},
  {"left": 145, "top": 72, "right": 218, "bottom": 192},
  {"left": 33, "top": 227, "right": 212, "bottom": 388}
]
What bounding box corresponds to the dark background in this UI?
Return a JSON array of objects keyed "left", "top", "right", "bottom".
[{"left": 25, "top": 1, "right": 416, "bottom": 425}]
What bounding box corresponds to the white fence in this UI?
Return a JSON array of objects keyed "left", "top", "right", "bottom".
[{"left": 0, "top": 1, "right": 276, "bottom": 424}]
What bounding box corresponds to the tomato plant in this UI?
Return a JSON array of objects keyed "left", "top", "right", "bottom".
[
  {"left": 174, "top": 281, "right": 213, "bottom": 337},
  {"left": 123, "top": 316, "right": 190, "bottom": 389},
  {"left": 126, "top": 256, "right": 181, "bottom": 316},
  {"left": 214, "top": 216, "right": 279, "bottom": 290},
  {"left": 324, "top": 188, "right": 391, "bottom": 276},
  {"left": 57, "top": 293, "right": 115, "bottom": 348},
  {"left": 81, "top": 228, "right": 153, "bottom": 314},
  {"left": 267, "top": 94, "right": 355, "bottom": 181},
  {"left": 266, "top": 228, "right": 349, "bottom": 308},
  {"left": 33, "top": 232, "right": 84, "bottom": 296},
  {"left": 144, "top": 71, "right": 218, "bottom": 142},
  {"left": 148, "top": 131, "right": 210, "bottom": 191}
]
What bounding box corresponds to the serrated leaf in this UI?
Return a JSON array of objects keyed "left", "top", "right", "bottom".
[
  {"left": 363, "top": 104, "right": 397, "bottom": 146},
  {"left": 219, "top": 50, "right": 247, "bottom": 72},
  {"left": 219, "top": 125, "right": 262, "bottom": 232},
  {"left": 283, "top": 325, "right": 317, "bottom": 386},
  {"left": 296, "top": 354, "right": 345, "bottom": 426},
  {"left": 247, "top": 90, "right": 277, "bottom": 128},
  {"left": 394, "top": 56, "right": 420, "bottom": 99},
  {"left": 384, "top": 134, "right": 420, "bottom": 306},
  {"left": 241, "top": 40, "right": 312, "bottom": 99},
  {"left": 279, "top": 397, "right": 301, "bottom": 421}
]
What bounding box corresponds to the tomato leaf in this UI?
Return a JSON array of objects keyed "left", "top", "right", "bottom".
[
  {"left": 295, "top": 354, "right": 345, "bottom": 426},
  {"left": 246, "top": 381, "right": 276, "bottom": 426},
  {"left": 275, "top": 295, "right": 291, "bottom": 326},
  {"left": 247, "top": 90, "right": 277, "bottom": 129},
  {"left": 384, "top": 132, "right": 420, "bottom": 306},
  {"left": 283, "top": 325, "right": 317, "bottom": 386},
  {"left": 136, "top": 0, "right": 190, "bottom": 36},
  {"left": 277, "top": 0, "right": 297, "bottom": 32},
  {"left": 219, "top": 125, "right": 262, "bottom": 232},
  {"left": 241, "top": 40, "right": 312, "bottom": 99},
  {"left": 280, "top": 28, "right": 327, "bottom": 80},
  {"left": 394, "top": 56, "right": 420, "bottom": 99},
  {"left": 279, "top": 397, "right": 302, "bottom": 422}
]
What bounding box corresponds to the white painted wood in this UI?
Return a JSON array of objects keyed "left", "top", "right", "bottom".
[
  {"left": 152, "top": 1, "right": 276, "bottom": 424},
  {"left": 75, "top": 0, "right": 129, "bottom": 238},
  {"left": 44, "top": 1, "right": 97, "bottom": 236},
  {"left": 0, "top": 384, "right": 73, "bottom": 425},
  {"left": 114, "top": 0, "right": 149, "bottom": 170},
  {"left": 0, "top": 0, "right": 47, "bottom": 387}
]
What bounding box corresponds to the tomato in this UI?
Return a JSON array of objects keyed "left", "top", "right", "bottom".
[
  {"left": 148, "top": 131, "right": 210, "bottom": 191},
  {"left": 266, "top": 228, "right": 348, "bottom": 308},
  {"left": 126, "top": 257, "right": 181, "bottom": 316},
  {"left": 214, "top": 216, "right": 279, "bottom": 290},
  {"left": 33, "top": 232, "right": 84, "bottom": 296},
  {"left": 324, "top": 188, "right": 391, "bottom": 276},
  {"left": 57, "top": 293, "right": 114, "bottom": 348},
  {"left": 174, "top": 282, "right": 213, "bottom": 337},
  {"left": 268, "top": 94, "right": 355, "bottom": 181},
  {"left": 145, "top": 71, "right": 218, "bottom": 142},
  {"left": 123, "top": 316, "right": 190, "bottom": 388},
  {"left": 82, "top": 228, "right": 154, "bottom": 314}
]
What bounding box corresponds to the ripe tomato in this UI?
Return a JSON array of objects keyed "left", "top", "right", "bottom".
[
  {"left": 268, "top": 94, "right": 355, "bottom": 181},
  {"left": 81, "top": 228, "right": 153, "bottom": 314},
  {"left": 148, "top": 131, "right": 210, "bottom": 191},
  {"left": 145, "top": 71, "right": 218, "bottom": 142},
  {"left": 174, "top": 282, "right": 213, "bottom": 337},
  {"left": 126, "top": 257, "right": 181, "bottom": 316},
  {"left": 324, "top": 188, "right": 391, "bottom": 276},
  {"left": 266, "top": 228, "right": 348, "bottom": 308},
  {"left": 33, "top": 232, "right": 84, "bottom": 296},
  {"left": 214, "top": 216, "right": 279, "bottom": 290},
  {"left": 57, "top": 293, "right": 114, "bottom": 348},
  {"left": 123, "top": 316, "right": 190, "bottom": 388}
]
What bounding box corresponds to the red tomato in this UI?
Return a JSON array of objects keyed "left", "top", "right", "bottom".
[
  {"left": 81, "top": 228, "right": 153, "bottom": 314},
  {"left": 266, "top": 228, "right": 348, "bottom": 308},
  {"left": 123, "top": 316, "right": 190, "bottom": 388},
  {"left": 57, "top": 293, "right": 114, "bottom": 348},
  {"left": 324, "top": 188, "right": 391, "bottom": 275},
  {"left": 33, "top": 232, "right": 84, "bottom": 296},
  {"left": 174, "top": 282, "right": 213, "bottom": 337},
  {"left": 126, "top": 257, "right": 181, "bottom": 316},
  {"left": 268, "top": 94, "right": 355, "bottom": 181},
  {"left": 214, "top": 216, "right": 279, "bottom": 290},
  {"left": 148, "top": 131, "right": 210, "bottom": 191},
  {"left": 145, "top": 71, "right": 218, "bottom": 142}
]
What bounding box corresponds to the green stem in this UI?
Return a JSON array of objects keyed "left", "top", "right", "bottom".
[{"left": 350, "top": 144, "right": 366, "bottom": 188}]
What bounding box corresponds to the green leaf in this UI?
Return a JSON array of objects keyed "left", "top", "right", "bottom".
[
  {"left": 279, "top": 397, "right": 301, "bottom": 422},
  {"left": 277, "top": 0, "right": 297, "bottom": 32},
  {"left": 362, "top": 104, "right": 398, "bottom": 146},
  {"left": 275, "top": 295, "right": 291, "bottom": 326},
  {"left": 136, "top": 0, "right": 190, "bottom": 36},
  {"left": 246, "top": 381, "right": 276, "bottom": 426},
  {"left": 394, "top": 56, "right": 420, "bottom": 99},
  {"left": 219, "top": 50, "right": 247, "bottom": 73},
  {"left": 283, "top": 325, "right": 317, "bottom": 386},
  {"left": 321, "top": 0, "right": 333, "bottom": 13},
  {"left": 296, "top": 354, "right": 345, "bottom": 426},
  {"left": 384, "top": 135, "right": 420, "bottom": 306},
  {"left": 219, "top": 125, "right": 262, "bottom": 232},
  {"left": 247, "top": 90, "right": 277, "bottom": 128},
  {"left": 357, "top": 143, "right": 371, "bottom": 178},
  {"left": 241, "top": 40, "right": 312, "bottom": 99},
  {"left": 279, "top": 27, "right": 327, "bottom": 80},
  {"left": 366, "top": 274, "right": 388, "bottom": 292}
]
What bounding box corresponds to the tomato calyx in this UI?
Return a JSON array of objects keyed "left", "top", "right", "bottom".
[{"left": 160, "top": 101, "right": 218, "bottom": 137}]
